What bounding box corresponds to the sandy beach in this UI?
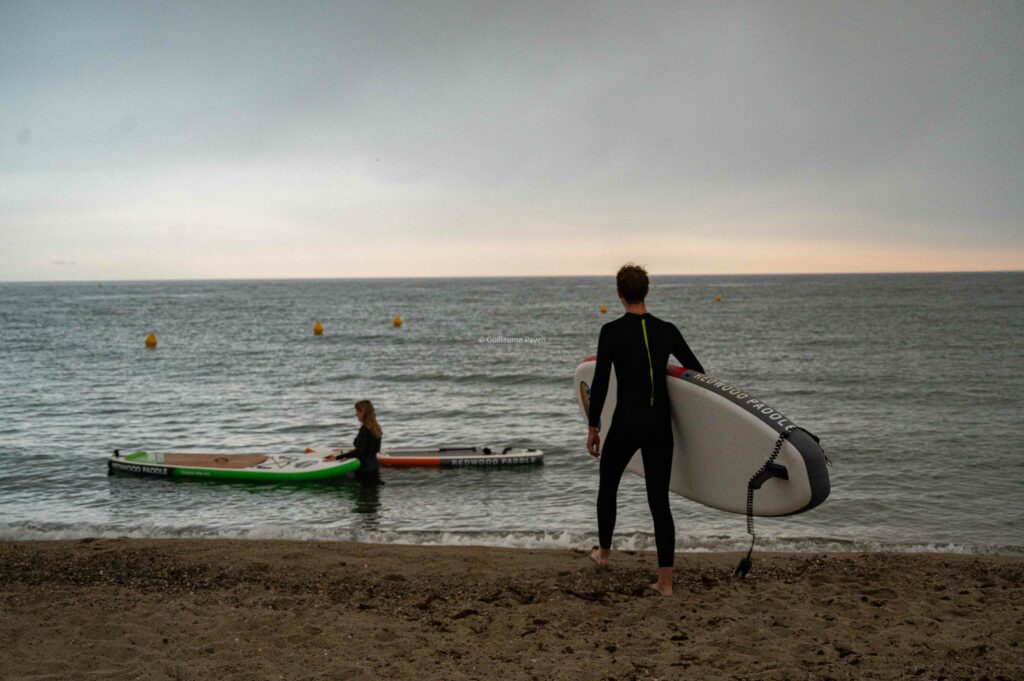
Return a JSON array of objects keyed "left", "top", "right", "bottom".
[{"left": 1, "top": 539, "right": 1020, "bottom": 680}]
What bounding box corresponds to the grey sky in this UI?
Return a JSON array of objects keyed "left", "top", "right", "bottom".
[{"left": 2, "top": 1, "right": 1021, "bottom": 280}]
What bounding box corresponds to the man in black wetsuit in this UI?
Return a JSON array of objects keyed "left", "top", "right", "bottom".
[{"left": 586, "top": 264, "right": 705, "bottom": 596}]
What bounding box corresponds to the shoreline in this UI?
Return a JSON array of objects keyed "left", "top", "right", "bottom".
[
  {"left": 4, "top": 530, "right": 1020, "bottom": 558},
  {"left": 2, "top": 538, "right": 1021, "bottom": 680}
]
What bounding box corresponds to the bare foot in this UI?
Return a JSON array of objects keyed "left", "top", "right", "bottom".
[
  {"left": 650, "top": 566, "right": 673, "bottom": 596},
  {"left": 589, "top": 546, "right": 609, "bottom": 568},
  {"left": 647, "top": 581, "right": 673, "bottom": 597}
]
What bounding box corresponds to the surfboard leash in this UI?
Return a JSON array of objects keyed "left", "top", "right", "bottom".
[{"left": 735, "top": 424, "right": 796, "bottom": 579}]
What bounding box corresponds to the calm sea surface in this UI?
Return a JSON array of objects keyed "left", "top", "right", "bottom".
[{"left": 1, "top": 273, "right": 1021, "bottom": 555}]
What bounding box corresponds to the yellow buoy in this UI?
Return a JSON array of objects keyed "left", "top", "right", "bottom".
[
  {"left": 393, "top": 315, "right": 403, "bottom": 328},
  {"left": 715, "top": 294, "right": 722, "bottom": 303},
  {"left": 145, "top": 331, "right": 157, "bottom": 348},
  {"left": 313, "top": 320, "right": 324, "bottom": 336},
  {"left": 600, "top": 304, "right": 608, "bottom": 314}
]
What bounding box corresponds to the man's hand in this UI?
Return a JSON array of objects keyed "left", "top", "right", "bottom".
[{"left": 587, "top": 427, "right": 601, "bottom": 458}]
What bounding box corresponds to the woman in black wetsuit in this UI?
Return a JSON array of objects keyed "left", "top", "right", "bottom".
[{"left": 348, "top": 400, "right": 383, "bottom": 484}]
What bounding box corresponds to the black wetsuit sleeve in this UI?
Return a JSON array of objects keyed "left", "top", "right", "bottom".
[
  {"left": 588, "top": 326, "right": 612, "bottom": 429},
  {"left": 671, "top": 325, "right": 705, "bottom": 374}
]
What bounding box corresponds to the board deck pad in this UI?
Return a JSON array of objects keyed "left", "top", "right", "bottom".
[{"left": 163, "top": 453, "right": 270, "bottom": 468}]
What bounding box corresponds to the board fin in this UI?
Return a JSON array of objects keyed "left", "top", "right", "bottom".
[{"left": 749, "top": 462, "right": 788, "bottom": 490}]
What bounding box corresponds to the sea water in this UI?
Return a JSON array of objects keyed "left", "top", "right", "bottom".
[{"left": 0, "top": 273, "right": 1021, "bottom": 555}]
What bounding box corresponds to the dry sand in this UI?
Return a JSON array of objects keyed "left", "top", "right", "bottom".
[{"left": 1, "top": 539, "right": 1021, "bottom": 680}]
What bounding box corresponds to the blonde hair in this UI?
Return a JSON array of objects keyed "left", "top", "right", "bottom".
[{"left": 355, "top": 400, "right": 382, "bottom": 439}]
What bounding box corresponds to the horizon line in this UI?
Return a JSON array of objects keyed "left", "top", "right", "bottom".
[{"left": 2, "top": 268, "right": 1022, "bottom": 285}]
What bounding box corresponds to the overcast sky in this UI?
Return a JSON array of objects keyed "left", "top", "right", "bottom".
[{"left": 2, "top": 1, "right": 1021, "bottom": 280}]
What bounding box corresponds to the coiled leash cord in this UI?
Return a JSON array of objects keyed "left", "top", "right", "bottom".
[{"left": 734, "top": 424, "right": 796, "bottom": 579}]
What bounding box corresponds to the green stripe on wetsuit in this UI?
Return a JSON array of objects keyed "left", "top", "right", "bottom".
[{"left": 641, "top": 318, "right": 654, "bottom": 406}]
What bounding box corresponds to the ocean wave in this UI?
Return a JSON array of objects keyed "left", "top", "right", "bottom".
[{"left": 2, "top": 522, "right": 1020, "bottom": 556}]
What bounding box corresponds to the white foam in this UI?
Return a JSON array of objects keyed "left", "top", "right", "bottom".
[{"left": 1, "top": 522, "right": 1020, "bottom": 556}]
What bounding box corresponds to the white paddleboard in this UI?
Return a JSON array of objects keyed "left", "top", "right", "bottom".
[
  {"left": 302, "top": 445, "right": 543, "bottom": 468},
  {"left": 378, "top": 446, "right": 543, "bottom": 468},
  {"left": 575, "top": 356, "right": 829, "bottom": 516}
]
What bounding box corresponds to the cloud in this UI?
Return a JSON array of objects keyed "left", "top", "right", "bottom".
[{"left": 1, "top": 2, "right": 1021, "bottom": 280}]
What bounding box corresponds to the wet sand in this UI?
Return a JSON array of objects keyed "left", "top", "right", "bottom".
[{"left": 1, "top": 539, "right": 1021, "bottom": 680}]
